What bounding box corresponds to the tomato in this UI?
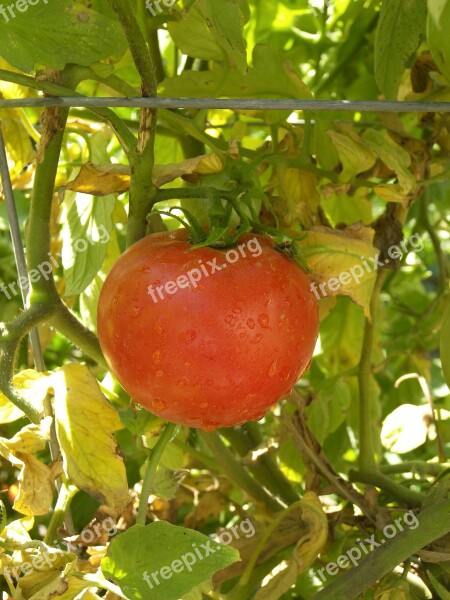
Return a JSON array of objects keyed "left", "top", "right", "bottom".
[{"left": 97, "top": 229, "right": 318, "bottom": 430}]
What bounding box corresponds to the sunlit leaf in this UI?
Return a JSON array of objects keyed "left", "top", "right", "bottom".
[
  {"left": 101, "top": 522, "right": 240, "bottom": 600},
  {"left": 381, "top": 404, "right": 430, "bottom": 453},
  {"left": 52, "top": 363, "right": 129, "bottom": 511}
]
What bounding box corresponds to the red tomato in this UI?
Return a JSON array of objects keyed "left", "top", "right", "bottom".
[{"left": 97, "top": 230, "right": 318, "bottom": 430}]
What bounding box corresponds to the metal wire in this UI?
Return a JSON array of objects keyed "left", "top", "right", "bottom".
[
  {"left": 0, "top": 126, "right": 45, "bottom": 372},
  {"left": 0, "top": 97, "right": 449, "bottom": 112}
]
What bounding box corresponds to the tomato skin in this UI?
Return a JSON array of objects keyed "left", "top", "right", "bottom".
[{"left": 97, "top": 230, "right": 318, "bottom": 430}]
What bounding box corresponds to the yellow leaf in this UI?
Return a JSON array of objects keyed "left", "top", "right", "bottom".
[
  {"left": 254, "top": 493, "right": 328, "bottom": 600},
  {"left": 51, "top": 364, "right": 129, "bottom": 511},
  {"left": 64, "top": 154, "right": 223, "bottom": 196},
  {"left": 274, "top": 169, "right": 320, "bottom": 227},
  {"left": 374, "top": 184, "right": 410, "bottom": 203},
  {"left": 65, "top": 163, "right": 130, "bottom": 196},
  {"left": 152, "top": 153, "right": 223, "bottom": 186},
  {"left": 0, "top": 418, "right": 55, "bottom": 516},
  {"left": 297, "top": 224, "right": 377, "bottom": 319},
  {"left": 0, "top": 369, "right": 50, "bottom": 424},
  {"left": 327, "top": 129, "right": 376, "bottom": 182}
]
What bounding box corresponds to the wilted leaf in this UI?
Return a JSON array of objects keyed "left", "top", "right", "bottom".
[
  {"left": 327, "top": 130, "right": 376, "bottom": 182},
  {"left": 297, "top": 224, "right": 377, "bottom": 318},
  {"left": 1, "top": 108, "right": 33, "bottom": 178},
  {"left": 254, "top": 493, "right": 327, "bottom": 600},
  {"left": 306, "top": 379, "right": 351, "bottom": 444},
  {"left": 0, "top": 418, "right": 56, "bottom": 516},
  {"left": 363, "top": 130, "right": 416, "bottom": 194},
  {"left": 52, "top": 363, "right": 129, "bottom": 511},
  {"left": 381, "top": 404, "right": 430, "bottom": 453},
  {"left": 101, "top": 522, "right": 240, "bottom": 600},
  {"left": 65, "top": 155, "right": 223, "bottom": 197},
  {"left": 65, "top": 163, "right": 130, "bottom": 197}
]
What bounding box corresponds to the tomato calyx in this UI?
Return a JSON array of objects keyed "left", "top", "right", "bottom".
[{"left": 150, "top": 191, "right": 311, "bottom": 273}]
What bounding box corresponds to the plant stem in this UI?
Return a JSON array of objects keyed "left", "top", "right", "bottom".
[
  {"left": 380, "top": 461, "right": 450, "bottom": 476},
  {"left": 44, "top": 480, "right": 78, "bottom": 545},
  {"left": 358, "top": 270, "right": 386, "bottom": 473},
  {"left": 311, "top": 497, "right": 450, "bottom": 600},
  {"left": 199, "top": 432, "right": 285, "bottom": 512},
  {"left": 136, "top": 422, "right": 177, "bottom": 526},
  {"left": 349, "top": 470, "right": 425, "bottom": 506}
]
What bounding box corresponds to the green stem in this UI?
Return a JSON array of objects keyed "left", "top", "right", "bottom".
[
  {"left": 221, "top": 424, "right": 300, "bottom": 505},
  {"left": 107, "top": 0, "right": 157, "bottom": 96},
  {"left": 311, "top": 498, "right": 450, "bottom": 600},
  {"left": 136, "top": 422, "right": 177, "bottom": 526},
  {"left": 380, "top": 461, "right": 450, "bottom": 476},
  {"left": 44, "top": 480, "right": 78, "bottom": 545},
  {"left": 52, "top": 300, "right": 107, "bottom": 367},
  {"left": 0, "top": 303, "right": 54, "bottom": 423},
  {"left": 358, "top": 270, "right": 386, "bottom": 473},
  {"left": 199, "top": 432, "right": 285, "bottom": 513},
  {"left": 349, "top": 470, "right": 425, "bottom": 506}
]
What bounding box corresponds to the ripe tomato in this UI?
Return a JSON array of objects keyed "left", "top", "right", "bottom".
[{"left": 97, "top": 230, "right": 318, "bottom": 430}]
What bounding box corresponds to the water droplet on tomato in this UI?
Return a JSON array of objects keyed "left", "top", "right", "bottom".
[
  {"left": 252, "top": 334, "right": 263, "bottom": 344},
  {"left": 225, "top": 315, "right": 234, "bottom": 324},
  {"left": 258, "top": 313, "right": 269, "bottom": 328},
  {"left": 268, "top": 359, "right": 277, "bottom": 378},
  {"left": 202, "top": 420, "right": 219, "bottom": 432},
  {"left": 280, "top": 366, "right": 291, "bottom": 381},
  {"left": 205, "top": 379, "right": 213, "bottom": 386},
  {"left": 155, "top": 370, "right": 164, "bottom": 377},
  {"left": 247, "top": 318, "right": 255, "bottom": 329},
  {"left": 199, "top": 401, "right": 208, "bottom": 408},
  {"left": 233, "top": 307, "right": 242, "bottom": 314},
  {"left": 179, "top": 330, "right": 197, "bottom": 344},
  {"left": 154, "top": 317, "right": 166, "bottom": 334},
  {"left": 130, "top": 306, "right": 141, "bottom": 317},
  {"left": 184, "top": 361, "right": 192, "bottom": 367},
  {"left": 150, "top": 398, "right": 166, "bottom": 411},
  {"left": 152, "top": 350, "right": 164, "bottom": 364}
]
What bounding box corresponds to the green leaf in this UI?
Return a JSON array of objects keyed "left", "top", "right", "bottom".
[
  {"left": 374, "top": 0, "right": 427, "bottom": 99},
  {"left": 101, "top": 522, "right": 240, "bottom": 600},
  {"left": 160, "top": 44, "right": 311, "bottom": 99},
  {"left": 306, "top": 379, "right": 351, "bottom": 444},
  {"left": 427, "top": 0, "right": 450, "bottom": 82},
  {"left": 60, "top": 191, "right": 114, "bottom": 297},
  {"left": 0, "top": 1, "right": 127, "bottom": 73},
  {"left": 427, "top": 571, "right": 450, "bottom": 600},
  {"left": 440, "top": 301, "right": 450, "bottom": 389},
  {"left": 196, "top": 0, "right": 248, "bottom": 72}
]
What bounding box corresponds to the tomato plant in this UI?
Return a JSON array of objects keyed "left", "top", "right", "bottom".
[
  {"left": 0, "top": 1, "right": 449, "bottom": 599},
  {"left": 97, "top": 230, "right": 318, "bottom": 429}
]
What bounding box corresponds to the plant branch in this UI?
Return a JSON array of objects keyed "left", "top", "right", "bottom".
[
  {"left": 136, "top": 422, "right": 178, "bottom": 526},
  {"left": 199, "top": 432, "right": 285, "bottom": 513},
  {"left": 311, "top": 497, "right": 450, "bottom": 600},
  {"left": 358, "top": 270, "right": 386, "bottom": 473}
]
